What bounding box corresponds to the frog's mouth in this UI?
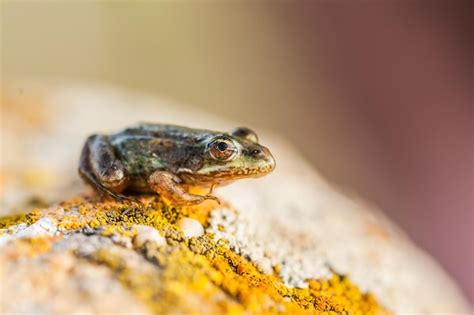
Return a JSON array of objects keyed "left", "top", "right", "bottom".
[{"left": 191, "top": 152, "right": 276, "bottom": 183}]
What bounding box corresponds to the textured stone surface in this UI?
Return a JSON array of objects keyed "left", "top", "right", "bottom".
[
  {"left": 0, "top": 198, "right": 387, "bottom": 314},
  {"left": 0, "top": 82, "right": 470, "bottom": 314},
  {"left": 0, "top": 240, "right": 150, "bottom": 315}
]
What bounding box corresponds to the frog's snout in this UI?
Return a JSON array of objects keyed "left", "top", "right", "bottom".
[
  {"left": 266, "top": 152, "right": 276, "bottom": 171},
  {"left": 254, "top": 146, "right": 276, "bottom": 174}
]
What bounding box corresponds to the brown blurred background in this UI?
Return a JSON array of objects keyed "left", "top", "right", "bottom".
[{"left": 1, "top": 1, "right": 472, "bottom": 302}]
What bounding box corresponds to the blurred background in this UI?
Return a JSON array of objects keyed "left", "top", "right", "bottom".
[{"left": 1, "top": 0, "right": 472, "bottom": 302}]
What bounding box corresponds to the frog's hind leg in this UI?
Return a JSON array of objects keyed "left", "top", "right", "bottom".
[{"left": 79, "top": 134, "right": 135, "bottom": 204}]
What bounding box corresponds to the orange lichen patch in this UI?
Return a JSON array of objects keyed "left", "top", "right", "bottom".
[
  {"left": 3, "top": 237, "right": 56, "bottom": 259},
  {"left": 308, "top": 276, "right": 383, "bottom": 315},
  {"left": 0, "top": 198, "right": 388, "bottom": 314},
  {"left": 194, "top": 235, "right": 384, "bottom": 314}
]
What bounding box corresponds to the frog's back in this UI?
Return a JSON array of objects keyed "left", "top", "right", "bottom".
[
  {"left": 106, "top": 123, "right": 219, "bottom": 190},
  {"left": 112, "top": 123, "right": 219, "bottom": 142}
]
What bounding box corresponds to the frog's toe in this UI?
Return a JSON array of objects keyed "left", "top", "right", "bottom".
[{"left": 204, "top": 194, "right": 221, "bottom": 204}]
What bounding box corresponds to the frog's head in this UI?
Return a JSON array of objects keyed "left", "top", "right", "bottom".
[{"left": 193, "top": 127, "right": 275, "bottom": 183}]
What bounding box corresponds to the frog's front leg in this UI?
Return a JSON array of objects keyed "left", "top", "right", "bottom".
[
  {"left": 148, "top": 171, "right": 220, "bottom": 206},
  {"left": 79, "top": 134, "right": 134, "bottom": 203}
]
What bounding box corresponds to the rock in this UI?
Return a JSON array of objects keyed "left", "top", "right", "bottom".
[
  {"left": 15, "top": 217, "right": 57, "bottom": 239},
  {"left": 132, "top": 225, "right": 167, "bottom": 248},
  {"left": 0, "top": 234, "right": 14, "bottom": 247},
  {"left": 0, "top": 82, "right": 470, "bottom": 314},
  {"left": 0, "top": 242, "right": 150, "bottom": 315},
  {"left": 177, "top": 218, "right": 204, "bottom": 238}
]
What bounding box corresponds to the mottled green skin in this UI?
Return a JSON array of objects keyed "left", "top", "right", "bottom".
[{"left": 105, "top": 123, "right": 275, "bottom": 192}]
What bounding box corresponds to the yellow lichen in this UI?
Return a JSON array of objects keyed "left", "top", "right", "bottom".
[
  {"left": 0, "top": 210, "right": 39, "bottom": 229},
  {"left": 4, "top": 237, "right": 56, "bottom": 258},
  {"left": 0, "top": 196, "right": 388, "bottom": 314}
]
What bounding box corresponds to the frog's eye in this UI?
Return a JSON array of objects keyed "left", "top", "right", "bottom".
[
  {"left": 231, "top": 127, "right": 258, "bottom": 143},
  {"left": 208, "top": 137, "right": 238, "bottom": 161}
]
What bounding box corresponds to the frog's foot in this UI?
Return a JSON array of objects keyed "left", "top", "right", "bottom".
[
  {"left": 204, "top": 194, "right": 221, "bottom": 205},
  {"left": 208, "top": 184, "right": 216, "bottom": 194},
  {"left": 170, "top": 194, "right": 220, "bottom": 207}
]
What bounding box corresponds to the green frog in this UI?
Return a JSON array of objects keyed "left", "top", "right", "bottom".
[{"left": 79, "top": 123, "right": 275, "bottom": 206}]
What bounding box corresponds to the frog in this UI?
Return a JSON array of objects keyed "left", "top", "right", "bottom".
[{"left": 79, "top": 123, "right": 275, "bottom": 206}]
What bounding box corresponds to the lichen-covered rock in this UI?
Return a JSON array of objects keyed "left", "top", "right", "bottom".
[
  {"left": 0, "top": 197, "right": 387, "bottom": 314},
  {"left": 0, "top": 82, "right": 470, "bottom": 314},
  {"left": 0, "top": 240, "right": 150, "bottom": 315}
]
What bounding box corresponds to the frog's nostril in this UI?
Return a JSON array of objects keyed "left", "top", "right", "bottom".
[{"left": 251, "top": 148, "right": 267, "bottom": 159}]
